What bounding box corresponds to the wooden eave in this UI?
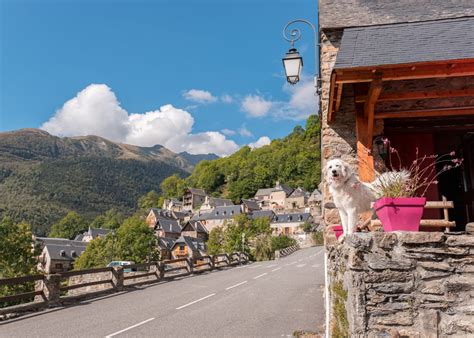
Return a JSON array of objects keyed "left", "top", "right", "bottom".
[{"left": 327, "top": 58, "right": 474, "bottom": 122}]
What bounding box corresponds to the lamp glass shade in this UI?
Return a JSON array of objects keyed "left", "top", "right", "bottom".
[{"left": 282, "top": 48, "right": 303, "bottom": 85}]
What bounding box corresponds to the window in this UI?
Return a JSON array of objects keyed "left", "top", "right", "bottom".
[{"left": 179, "top": 244, "right": 185, "bottom": 251}]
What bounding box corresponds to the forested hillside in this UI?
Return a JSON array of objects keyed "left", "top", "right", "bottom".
[
  {"left": 0, "top": 129, "right": 206, "bottom": 235},
  {"left": 160, "top": 115, "right": 321, "bottom": 202}
]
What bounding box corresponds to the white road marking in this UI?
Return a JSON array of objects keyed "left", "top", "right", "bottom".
[
  {"left": 253, "top": 273, "right": 268, "bottom": 279},
  {"left": 296, "top": 264, "right": 307, "bottom": 268},
  {"left": 266, "top": 264, "right": 277, "bottom": 268},
  {"left": 286, "top": 261, "right": 297, "bottom": 266},
  {"left": 225, "top": 281, "right": 248, "bottom": 290},
  {"left": 272, "top": 267, "right": 281, "bottom": 272},
  {"left": 105, "top": 318, "right": 155, "bottom": 337},
  {"left": 176, "top": 293, "right": 216, "bottom": 310}
]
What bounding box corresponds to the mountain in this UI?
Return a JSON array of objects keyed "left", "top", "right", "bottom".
[
  {"left": 178, "top": 152, "right": 219, "bottom": 166},
  {"left": 0, "top": 129, "right": 216, "bottom": 235}
]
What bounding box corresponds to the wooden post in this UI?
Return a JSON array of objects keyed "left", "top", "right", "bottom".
[
  {"left": 157, "top": 262, "right": 165, "bottom": 279},
  {"left": 186, "top": 257, "right": 194, "bottom": 274},
  {"left": 442, "top": 196, "right": 450, "bottom": 233},
  {"left": 113, "top": 266, "right": 124, "bottom": 291},
  {"left": 209, "top": 255, "right": 215, "bottom": 270}
]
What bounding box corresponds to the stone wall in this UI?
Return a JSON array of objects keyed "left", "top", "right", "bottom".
[{"left": 326, "top": 231, "right": 474, "bottom": 337}]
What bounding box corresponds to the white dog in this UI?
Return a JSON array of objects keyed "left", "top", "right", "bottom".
[
  {"left": 325, "top": 159, "right": 376, "bottom": 237},
  {"left": 325, "top": 159, "right": 410, "bottom": 238}
]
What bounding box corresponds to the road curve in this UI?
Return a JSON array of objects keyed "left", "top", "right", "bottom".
[{"left": 0, "top": 246, "right": 326, "bottom": 337}]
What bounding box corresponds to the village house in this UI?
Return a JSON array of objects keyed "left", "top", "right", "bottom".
[
  {"left": 191, "top": 205, "right": 242, "bottom": 233},
  {"left": 154, "top": 219, "right": 182, "bottom": 239},
  {"left": 170, "top": 236, "right": 206, "bottom": 259},
  {"left": 241, "top": 199, "right": 261, "bottom": 213},
  {"left": 180, "top": 220, "right": 208, "bottom": 240},
  {"left": 308, "top": 189, "right": 322, "bottom": 214},
  {"left": 270, "top": 212, "right": 312, "bottom": 236},
  {"left": 255, "top": 181, "right": 294, "bottom": 210},
  {"left": 75, "top": 227, "right": 111, "bottom": 242},
  {"left": 284, "top": 187, "right": 309, "bottom": 211},
  {"left": 249, "top": 210, "right": 275, "bottom": 221},
  {"left": 320, "top": 0, "right": 474, "bottom": 232},
  {"left": 145, "top": 208, "right": 190, "bottom": 229},
  {"left": 183, "top": 188, "right": 208, "bottom": 211},
  {"left": 199, "top": 196, "right": 234, "bottom": 212},
  {"left": 157, "top": 237, "right": 175, "bottom": 260},
  {"left": 162, "top": 198, "right": 184, "bottom": 212},
  {"left": 36, "top": 237, "right": 87, "bottom": 274}
]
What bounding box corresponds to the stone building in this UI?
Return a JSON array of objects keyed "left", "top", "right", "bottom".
[
  {"left": 182, "top": 188, "right": 208, "bottom": 211},
  {"left": 36, "top": 237, "right": 87, "bottom": 273},
  {"left": 319, "top": 0, "right": 474, "bottom": 231}
]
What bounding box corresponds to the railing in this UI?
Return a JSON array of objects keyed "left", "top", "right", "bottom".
[
  {"left": 275, "top": 245, "right": 299, "bottom": 259},
  {"left": 0, "top": 252, "right": 249, "bottom": 316}
]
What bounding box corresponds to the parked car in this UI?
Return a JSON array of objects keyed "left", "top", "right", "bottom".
[{"left": 107, "top": 261, "right": 135, "bottom": 272}]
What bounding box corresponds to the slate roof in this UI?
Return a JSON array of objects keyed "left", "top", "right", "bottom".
[
  {"left": 309, "top": 189, "right": 323, "bottom": 202},
  {"left": 288, "top": 187, "right": 308, "bottom": 198},
  {"left": 172, "top": 236, "right": 206, "bottom": 252},
  {"left": 208, "top": 197, "right": 234, "bottom": 207},
  {"left": 249, "top": 210, "right": 275, "bottom": 221},
  {"left": 157, "top": 219, "right": 182, "bottom": 234},
  {"left": 271, "top": 213, "right": 311, "bottom": 224},
  {"left": 255, "top": 188, "right": 275, "bottom": 197},
  {"left": 241, "top": 199, "right": 261, "bottom": 211},
  {"left": 192, "top": 205, "right": 242, "bottom": 220},
  {"left": 335, "top": 17, "right": 474, "bottom": 69},
  {"left": 158, "top": 237, "right": 175, "bottom": 250},
  {"left": 37, "top": 238, "right": 88, "bottom": 261},
  {"left": 319, "top": 0, "right": 474, "bottom": 29},
  {"left": 182, "top": 220, "right": 208, "bottom": 233},
  {"left": 88, "top": 227, "right": 111, "bottom": 238}
]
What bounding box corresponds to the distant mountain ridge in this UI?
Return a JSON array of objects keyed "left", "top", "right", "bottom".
[{"left": 0, "top": 129, "right": 218, "bottom": 235}]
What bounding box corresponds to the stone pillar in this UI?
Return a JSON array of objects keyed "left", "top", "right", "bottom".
[
  {"left": 186, "top": 258, "right": 194, "bottom": 274},
  {"left": 43, "top": 274, "right": 61, "bottom": 304},
  {"left": 157, "top": 262, "right": 165, "bottom": 279},
  {"left": 113, "top": 266, "right": 124, "bottom": 291},
  {"left": 209, "top": 255, "right": 215, "bottom": 270}
]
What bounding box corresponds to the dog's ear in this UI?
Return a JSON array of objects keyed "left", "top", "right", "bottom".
[{"left": 341, "top": 161, "right": 351, "bottom": 178}]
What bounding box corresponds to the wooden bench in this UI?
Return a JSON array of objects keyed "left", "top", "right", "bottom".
[{"left": 363, "top": 196, "right": 456, "bottom": 232}]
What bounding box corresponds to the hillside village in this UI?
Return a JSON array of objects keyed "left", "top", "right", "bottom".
[{"left": 34, "top": 182, "right": 322, "bottom": 273}]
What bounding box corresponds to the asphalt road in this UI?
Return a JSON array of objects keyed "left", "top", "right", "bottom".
[{"left": 0, "top": 246, "right": 326, "bottom": 338}]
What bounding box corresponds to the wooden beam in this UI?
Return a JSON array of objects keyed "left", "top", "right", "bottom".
[
  {"left": 327, "top": 73, "right": 336, "bottom": 122},
  {"left": 355, "top": 107, "right": 375, "bottom": 182},
  {"left": 335, "top": 83, "right": 343, "bottom": 112},
  {"left": 364, "top": 76, "right": 383, "bottom": 155},
  {"left": 335, "top": 61, "right": 474, "bottom": 84},
  {"left": 355, "top": 87, "right": 474, "bottom": 103},
  {"left": 375, "top": 106, "right": 474, "bottom": 119}
]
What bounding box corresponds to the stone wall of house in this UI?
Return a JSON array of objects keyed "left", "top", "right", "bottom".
[{"left": 326, "top": 231, "right": 474, "bottom": 337}]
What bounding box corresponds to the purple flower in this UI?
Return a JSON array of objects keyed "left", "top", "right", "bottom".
[{"left": 450, "top": 151, "right": 456, "bottom": 156}]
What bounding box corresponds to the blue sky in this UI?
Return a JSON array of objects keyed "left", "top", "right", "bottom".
[{"left": 0, "top": 0, "right": 318, "bottom": 156}]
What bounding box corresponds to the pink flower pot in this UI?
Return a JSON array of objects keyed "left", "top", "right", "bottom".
[
  {"left": 374, "top": 197, "right": 426, "bottom": 232},
  {"left": 332, "top": 225, "right": 344, "bottom": 239}
]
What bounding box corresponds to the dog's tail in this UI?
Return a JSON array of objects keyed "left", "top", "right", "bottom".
[{"left": 370, "top": 170, "right": 411, "bottom": 198}]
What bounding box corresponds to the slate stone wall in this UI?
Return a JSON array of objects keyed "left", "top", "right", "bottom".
[{"left": 326, "top": 232, "right": 474, "bottom": 337}]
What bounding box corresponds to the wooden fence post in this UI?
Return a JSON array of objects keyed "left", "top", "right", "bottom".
[
  {"left": 210, "top": 255, "right": 215, "bottom": 270},
  {"left": 113, "top": 266, "right": 124, "bottom": 291},
  {"left": 158, "top": 262, "right": 165, "bottom": 280},
  {"left": 43, "top": 274, "right": 61, "bottom": 304}
]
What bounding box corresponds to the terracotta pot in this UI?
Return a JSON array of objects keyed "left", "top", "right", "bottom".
[
  {"left": 374, "top": 197, "right": 426, "bottom": 232},
  {"left": 332, "top": 225, "right": 344, "bottom": 239}
]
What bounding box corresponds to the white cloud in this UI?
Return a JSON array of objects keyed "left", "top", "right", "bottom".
[
  {"left": 221, "top": 128, "right": 236, "bottom": 136},
  {"left": 221, "top": 94, "right": 234, "bottom": 104},
  {"left": 41, "top": 84, "right": 238, "bottom": 156},
  {"left": 248, "top": 136, "right": 271, "bottom": 149},
  {"left": 238, "top": 125, "right": 253, "bottom": 137},
  {"left": 241, "top": 79, "right": 317, "bottom": 121},
  {"left": 183, "top": 89, "right": 217, "bottom": 103},
  {"left": 241, "top": 95, "right": 273, "bottom": 117}
]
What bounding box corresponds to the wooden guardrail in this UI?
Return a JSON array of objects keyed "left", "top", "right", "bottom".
[
  {"left": 275, "top": 245, "right": 299, "bottom": 260},
  {"left": 0, "top": 252, "right": 249, "bottom": 316}
]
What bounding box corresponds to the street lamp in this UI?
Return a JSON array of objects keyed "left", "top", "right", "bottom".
[{"left": 282, "top": 19, "right": 321, "bottom": 95}]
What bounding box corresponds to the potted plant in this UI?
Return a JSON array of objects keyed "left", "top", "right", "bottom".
[{"left": 371, "top": 141, "right": 462, "bottom": 232}]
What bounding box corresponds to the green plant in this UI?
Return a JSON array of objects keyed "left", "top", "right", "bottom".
[
  {"left": 271, "top": 235, "right": 297, "bottom": 252},
  {"left": 312, "top": 231, "right": 324, "bottom": 245},
  {"left": 331, "top": 282, "right": 348, "bottom": 338}
]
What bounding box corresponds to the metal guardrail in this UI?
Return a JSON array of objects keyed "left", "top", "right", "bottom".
[
  {"left": 0, "top": 252, "right": 249, "bottom": 316},
  {"left": 275, "top": 245, "right": 299, "bottom": 260}
]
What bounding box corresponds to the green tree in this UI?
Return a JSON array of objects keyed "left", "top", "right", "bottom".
[
  {"left": 301, "top": 222, "right": 313, "bottom": 233},
  {"left": 74, "top": 235, "right": 113, "bottom": 270},
  {"left": 271, "top": 235, "right": 297, "bottom": 251},
  {"left": 49, "top": 211, "right": 88, "bottom": 239},
  {"left": 206, "top": 227, "right": 225, "bottom": 255},
  {"left": 253, "top": 234, "right": 273, "bottom": 261},
  {"left": 115, "top": 216, "right": 159, "bottom": 263},
  {"left": 138, "top": 190, "right": 161, "bottom": 210},
  {"left": 90, "top": 209, "right": 125, "bottom": 230},
  {"left": 0, "top": 218, "right": 38, "bottom": 306},
  {"left": 160, "top": 175, "right": 185, "bottom": 199}
]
